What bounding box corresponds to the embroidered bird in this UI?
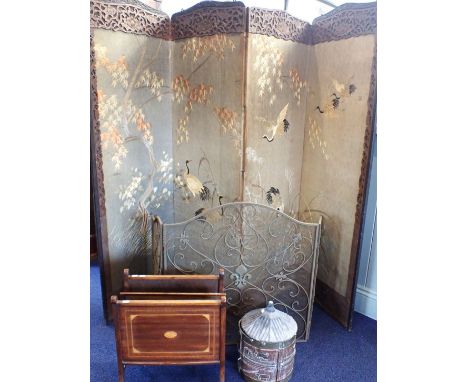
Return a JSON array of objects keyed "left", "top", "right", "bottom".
[
  {"left": 195, "top": 207, "right": 205, "bottom": 217},
  {"left": 199, "top": 184, "right": 211, "bottom": 201},
  {"left": 266, "top": 187, "right": 284, "bottom": 211},
  {"left": 331, "top": 79, "right": 357, "bottom": 102},
  {"left": 316, "top": 103, "right": 335, "bottom": 115},
  {"left": 332, "top": 79, "right": 347, "bottom": 98},
  {"left": 195, "top": 195, "right": 224, "bottom": 223},
  {"left": 262, "top": 103, "right": 290, "bottom": 142},
  {"left": 316, "top": 80, "right": 357, "bottom": 115},
  {"left": 315, "top": 80, "right": 346, "bottom": 114},
  {"left": 182, "top": 160, "right": 204, "bottom": 197}
]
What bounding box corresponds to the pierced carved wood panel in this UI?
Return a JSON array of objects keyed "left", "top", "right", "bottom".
[
  {"left": 91, "top": 0, "right": 171, "bottom": 38},
  {"left": 171, "top": 1, "right": 246, "bottom": 40}
]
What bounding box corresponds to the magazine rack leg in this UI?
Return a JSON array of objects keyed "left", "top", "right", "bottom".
[
  {"left": 220, "top": 298, "right": 226, "bottom": 382},
  {"left": 112, "top": 296, "right": 125, "bottom": 382}
]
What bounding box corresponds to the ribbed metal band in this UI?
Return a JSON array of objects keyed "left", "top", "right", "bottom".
[
  {"left": 239, "top": 326, "right": 296, "bottom": 350},
  {"left": 238, "top": 369, "right": 292, "bottom": 382}
]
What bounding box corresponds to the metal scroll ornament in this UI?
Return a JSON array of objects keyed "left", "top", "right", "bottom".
[{"left": 158, "top": 202, "right": 322, "bottom": 343}]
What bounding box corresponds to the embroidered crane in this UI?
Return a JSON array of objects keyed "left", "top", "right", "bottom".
[
  {"left": 183, "top": 159, "right": 204, "bottom": 197},
  {"left": 266, "top": 187, "right": 283, "bottom": 211},
  {"left": 195, "top": 195, "right": 224, "bottom": 223},
  {"left": 316, "top": 79, "right": 357, "bottom": 115},
  {"left": 262, "top": 103, "right": 290, "bottom": 142}
]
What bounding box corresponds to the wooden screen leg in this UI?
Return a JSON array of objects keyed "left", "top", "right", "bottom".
[
  {"left": 219, "top": 362, "right": 225, "bottom": 382},
  {"left": 118, "top": 362, "right": 125, "bottom": 382}
]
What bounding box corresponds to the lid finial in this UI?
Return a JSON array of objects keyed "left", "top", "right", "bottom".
[{"left": 266, "top": 300, "right": 275, "bottom": 312}]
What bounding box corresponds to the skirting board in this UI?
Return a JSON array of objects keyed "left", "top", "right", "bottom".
[{"left": 354, "top": 284, "right": 377, "bottom": 320}]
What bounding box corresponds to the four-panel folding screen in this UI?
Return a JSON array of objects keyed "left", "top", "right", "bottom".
[{"left": 91, "top": 0, "right": 376, "bottom": 329}]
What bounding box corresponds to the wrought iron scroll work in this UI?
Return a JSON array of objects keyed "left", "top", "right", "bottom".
[{"left": 159, "top": 202, "right": 321, "bottom": 343}]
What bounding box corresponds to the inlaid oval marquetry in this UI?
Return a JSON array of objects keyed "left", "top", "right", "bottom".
[{"left": 164, "top": 331, "right": 178, "bottom": 339}]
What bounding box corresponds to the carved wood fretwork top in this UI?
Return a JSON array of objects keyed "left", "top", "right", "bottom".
[
  {"left": 247, "top": 7, "right": 311, "bottom": 44},
  {"left": 90, "top": 0, "right": 376, "bottom": 44},
  {"left": 90, "top": 0, "right": 171, "bottom": 39},
  {"left": 171, "top": 1, "right": 246, "bottom": 40},
  {"left": 310, "top": 2, "right": 377, "bottom": 45}
]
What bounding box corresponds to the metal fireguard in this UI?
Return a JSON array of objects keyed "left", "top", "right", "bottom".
[{"left": 153, "top": 202, "right": 322, "bottom": 343}]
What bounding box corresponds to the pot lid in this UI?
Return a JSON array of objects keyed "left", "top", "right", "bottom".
[{"left": 240, "top": 301, "right": 298, "bottom": 343}]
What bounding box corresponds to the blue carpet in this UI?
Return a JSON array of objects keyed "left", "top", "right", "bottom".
[{"left": 91, "top": 264, "right": 376, "bottom": 381}]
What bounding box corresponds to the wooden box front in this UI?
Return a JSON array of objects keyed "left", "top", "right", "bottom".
[{"left": 118, "top": 304, "right": 220, "bottom": 363}]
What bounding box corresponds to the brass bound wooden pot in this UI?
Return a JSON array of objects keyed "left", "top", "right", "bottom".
[{"left": 238, "top": 301, "right": 298, "bottom": 382}]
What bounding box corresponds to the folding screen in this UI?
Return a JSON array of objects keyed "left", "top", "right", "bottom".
[
  {"left": 91, "top": 0, "right": 376, "bottom": 327},
  {"left": 91, "top": 0, "right": 174, "bottom": 319},
  {"left": 243, "top": 10, "right": 311, "bottom": 216},
  {"left": 170, "top": 2, "right": 246, "bottom": 222},
  {"left": 300, "top": 9, "right": 377, "bottom": 327}
]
